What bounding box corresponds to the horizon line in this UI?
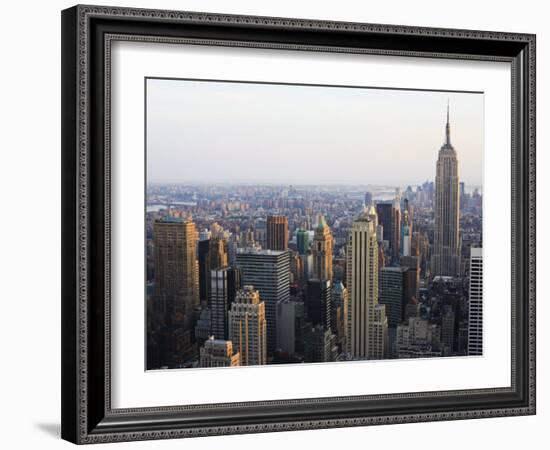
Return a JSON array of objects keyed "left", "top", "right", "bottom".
[{"left": 146, "top": 181, "right": 482, "bottom": 188}]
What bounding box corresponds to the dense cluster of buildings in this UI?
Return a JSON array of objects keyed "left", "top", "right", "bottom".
[{"left": 146, "top": 107, "right": 483, "bottom": 369}]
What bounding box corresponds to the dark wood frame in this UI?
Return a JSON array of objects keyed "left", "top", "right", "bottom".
[{"left": 61, "top": 4, "right": 536, "bottom": 444}]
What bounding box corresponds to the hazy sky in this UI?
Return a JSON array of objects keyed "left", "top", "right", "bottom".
[{"left": 146, "top": 78, "right": 483, "bottom": 186}]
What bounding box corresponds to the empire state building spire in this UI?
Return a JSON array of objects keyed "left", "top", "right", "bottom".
[{"left": 445, "top": 100, "right": 452, "bottom": 147}]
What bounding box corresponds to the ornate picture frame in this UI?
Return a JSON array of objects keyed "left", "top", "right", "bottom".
[{"left": 61, "top": 5, "right": 536, "bottom": 444}]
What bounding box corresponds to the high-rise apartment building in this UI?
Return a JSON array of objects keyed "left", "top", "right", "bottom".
[
  {"left": 210, "top": 267, "right": 241, "bottom": 340},
  {"left": 346, "top": 208, "right": 387, "bottom": 358},
  {"left": 468, "top": 247, "right": 483, "bottom": 355},
  {"left": 432, "top": 104, "right": 461, "bottom": 276},
  {"left": 199, "top": 337, "right": 241, "bottom": 367},
  {"left": 236, "top": 248, "right": 290, "bottom": 352},
  {"left": 311, "top": 215, "right": 333, "bottom": 281},
  {"left": 266, "top": 215, "right": 289, "bottom": 251},
  {"left": 228, "top": 286, "right": 267, "bottom": 366}
]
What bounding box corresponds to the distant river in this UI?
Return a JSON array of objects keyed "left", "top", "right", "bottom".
[{"left": 147, "top": 204, "right": 169, "bottom": 213}]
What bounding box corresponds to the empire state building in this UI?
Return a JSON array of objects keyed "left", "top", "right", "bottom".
[{"left": 431, "top": 104, "right": 461, "bottom": 277}]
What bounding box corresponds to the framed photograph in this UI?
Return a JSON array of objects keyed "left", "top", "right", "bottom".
[{"left": 61, "top": 5, "right": 536, "bottom": 444}]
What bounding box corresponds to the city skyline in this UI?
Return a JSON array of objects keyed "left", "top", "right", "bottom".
[
  {"left": 146, "top": 81, "right": 483, "bottom": 371},
  {"left": 146, "top": 79, "right": 484, "bottom": 186}
]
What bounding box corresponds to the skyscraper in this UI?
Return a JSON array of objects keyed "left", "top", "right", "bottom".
[
  {"left": 376, "top": 202, "right": 393, "bottom": 244},
  {"left": 305, "top": 279, "right": 332, "bottom": 330},
  {"left": 152, "top": 216, "right": 199, "bottom": 365},
  {"left": 153, "top": 216, "right": 199, "bottom": 320},
  {"left": 311, "top": 215, "right": 333, "bottom": 281},
  {"left": 400, "top": 255, "right": 420, "bottom": 307},
  {"left": 266, "top": 215, "right": 289, "bottom": 251},
  {"left": 376, "top": 201, "right": 400, "bottom": 263},
  {"left": 276, "top": 299, "right": 307, "bottom": 355},
  {"left": 401, "top": 209, "right": 412, "bottom": 257},
  {"left": 209, "top": 237, "right": 229, "bottom": 270},
  {"left": 432, "top": 104, "right": 461, "bottom": 277},
  {"left": 194, "top": 307, "right": 211, "bottom": 345},
  {"left": 210, "top": 267, "right": 242, "bottom": 340},
  {"left": 296, "top": 228, "right": 310, "bottom": 255},
  {"left": 331, "top": 280, "right": 348, "bottom": 352},
  {"left": 404, "top": 297, "right": 421, "bottom": 320},
  {"left": 441, "top": 304, "right": 456, "bottom": 353},
  {"left": 228, "top": 286, "right": 267, "bottom": 366},
  {"left": 197, "top": 232, "right": 228, "bottom": 305},
  {"left": 379, "top": 267, "right": 407, "bottom": 328},
  {"left": 306, "top": 324, "right": 338, "bottom": 363},
  {"left": 468, "top": 247, "right": 483, "bottom": 355},
  {"left": 198, "top": 236, "right": 211, "bottom": 304},
  {"left": 254, "top": 218, "right": 267, "bottom": 248},
  {"left": 392, "top": 199, "right": 401, "bottom": 262},
  {"left": 236, "top": 248, "right": 291, "bottom": 352},
  {"left": 370, "top": 305, "right": 389, "bottom": 359},
  {"left": 346, "top": 208, "right": 387, "bottom": 358}
]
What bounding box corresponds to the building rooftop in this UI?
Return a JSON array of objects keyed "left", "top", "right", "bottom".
[
  {"left": 381, "top": 266, "right": 407, "bottom": 272},
  {"left": 236, "top": 247, "right": 287, "bottom": 256},
  {"left": 204, "top": 336, "right": 232, "bottom": 347},
  {"left": 470, "top": 247, "right": 483, "bottom": 257},
  {"left": 157, "top": 215, "right": 185, "bottom": 224}
]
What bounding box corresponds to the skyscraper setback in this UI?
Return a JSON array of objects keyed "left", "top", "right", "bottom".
[{"left": 432, "top": 104, "right": 461, "bottom": 277}]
